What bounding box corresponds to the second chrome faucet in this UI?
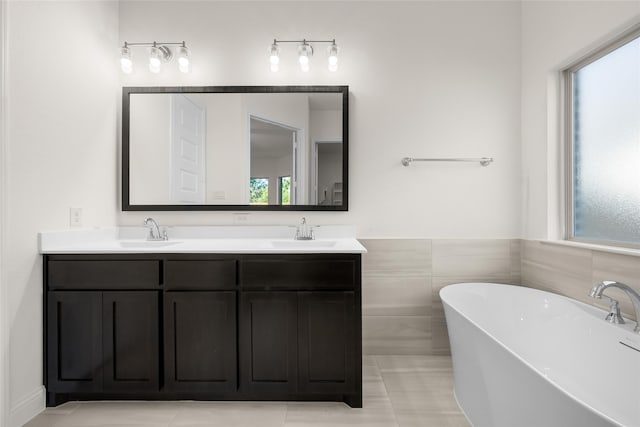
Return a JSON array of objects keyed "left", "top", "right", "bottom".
[{"left": 295, "top": 217, "right": 315, "bottom": 240}]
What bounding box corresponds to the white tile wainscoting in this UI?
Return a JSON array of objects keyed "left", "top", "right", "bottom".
[
  {"left": 362, "top": 238, "right": 640, "bottom": 356},
  {"left": 361, "top": 239, "right": 521, "bottom": 355},
  {"left": 521, "top": 240, "right": 640, "bottom": 323}
]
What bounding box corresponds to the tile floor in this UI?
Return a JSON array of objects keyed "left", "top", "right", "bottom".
[{"left": 25, "top": 355, "right": 470, "bottom": 427}]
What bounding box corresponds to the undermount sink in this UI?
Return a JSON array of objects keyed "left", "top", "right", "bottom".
[
  {"left": 117, "top": 240, "right": 182, "bottom": 248},
  {"left": 270, "top": 240, "right": 337, "bottom": 248}
]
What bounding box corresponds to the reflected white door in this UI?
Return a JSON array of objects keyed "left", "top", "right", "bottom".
[{"left": 170, "top": 95, "right": 206, "bottom": 204}]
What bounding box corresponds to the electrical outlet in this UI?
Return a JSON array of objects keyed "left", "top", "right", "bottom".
[
  {"left": 69, "top": 207, "right": 82, "bottom": 227},
  {"left": 233, "top": 213, "right": 249, "bottom": 224}
]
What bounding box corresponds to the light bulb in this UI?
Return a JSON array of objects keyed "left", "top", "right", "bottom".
[
  {"left": 298, "top": 42, "right": 313, "bottom": 71},
  {"left": 328, "top": 42, "right": 338, "bottom": 72},
  {"left": 178, "top": 45, "right": 190, "bottom": 73},
  {"left": 269, "top": 42, "right": 280, "bottom": 72},
  {"left": 120, "top": 46, "right": 133, "bottom": 74},
  {"left": 149, "top": 45, "right": 161, "bottom": 73}
]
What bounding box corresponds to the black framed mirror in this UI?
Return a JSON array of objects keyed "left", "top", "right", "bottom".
[{"left": 122, "top": 85, "right": 348, "bottom": 211}]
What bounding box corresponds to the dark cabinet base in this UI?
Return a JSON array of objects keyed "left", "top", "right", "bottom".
[
  {"left": 44, "top": 253, "right": 362, "bottom": 409},
  {"left": 47, "top": 391, "right": 362, "bottom": 407}
]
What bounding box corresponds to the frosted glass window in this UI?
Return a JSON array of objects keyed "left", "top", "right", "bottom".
[{"left": 570, "top": 33, "right": 640, "bottom": 245}]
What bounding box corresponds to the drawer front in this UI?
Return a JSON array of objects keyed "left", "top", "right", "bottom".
[
  {"left": 165, "top": 260, "right": 236, "bottom": 290},
  {"left": 48, "top": 260, "right": 160, "bottom": 290},
  {"left": 240, "top": 257, "right": 357, "bottom": 290}
]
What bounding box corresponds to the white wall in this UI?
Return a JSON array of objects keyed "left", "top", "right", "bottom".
[
  {"left": 4, "top": 2, "right": 119, "bottom": 425},
  {"left": 0, "top": 1, "right": 8, "bottom": 424},
  {"left": 118, "top": 1, "right": 522, "bottom": 238},
  {"left": 521, "top": 1, "right": 640, "bottom": 239}
]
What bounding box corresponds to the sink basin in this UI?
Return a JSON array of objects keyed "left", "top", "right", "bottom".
[
  {"left": 117, "top": 240, "right": 182, "bottom": 248},
  {"left": 270, "top": 240, "right": 337, "bottom": 249}
]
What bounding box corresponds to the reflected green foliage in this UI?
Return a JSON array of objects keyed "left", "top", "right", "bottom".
[
  {"left": 280, "top": 176, "right": 291, "bottom": 205},
  {"left": 250, "top": 178, "right": 269, "bottom": 205}
]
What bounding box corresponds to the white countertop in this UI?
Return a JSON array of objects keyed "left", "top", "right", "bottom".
[{"left": 39, "top": 226, "right": 367, "bottom": 254}]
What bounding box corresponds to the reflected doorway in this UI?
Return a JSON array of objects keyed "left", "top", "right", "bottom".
[
  {"left": 249, "top": 117, "right": 298, "bottom": 205},
  {"left": 313, "top": 140, "right": 343, "bottom": 206}
]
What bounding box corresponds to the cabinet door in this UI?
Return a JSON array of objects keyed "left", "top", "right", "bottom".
[
  {"left": 240, "top": 292, "right": 298, "bottom": 394},
  {"left": 164, "top": 291, "right": 237, "bottom": 392},
  {"left": 103, "top": 291, "right": 159, "bottom": 392},
  {"left": 298, "top": 292, "right": 356, "bottom": 394},
  {"left": 47, "top": 291, "right": 102, "bottom": 393}
]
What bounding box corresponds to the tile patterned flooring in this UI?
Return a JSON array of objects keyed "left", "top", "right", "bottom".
[{"left": 25, "top": 355, "right": 470, "bottom": 427}]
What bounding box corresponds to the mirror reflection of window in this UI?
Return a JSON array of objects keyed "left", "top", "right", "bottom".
[
  {"left": 278, "top": 176, "right": 291, "bottom": 205},
  {"left": 249, "top": 177, "right": 269, "bottom": 205}
]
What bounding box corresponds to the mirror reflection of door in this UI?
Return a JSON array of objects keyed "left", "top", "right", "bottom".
[
  {"left": 313, "top": 141, "right": 343, "bottom": 206},
  {"left": 249, "top": 117, "right": 297, "bottom": 205},
  {"left": 170, "top": 94, "right": 206, "bottom": 204}
]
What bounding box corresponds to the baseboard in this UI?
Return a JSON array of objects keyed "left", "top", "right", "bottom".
[{"left": 9, "top": 386, "right": 45, "bottom": 427}]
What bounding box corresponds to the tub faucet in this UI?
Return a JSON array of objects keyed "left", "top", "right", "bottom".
[
  {"left": 144, "top": 217, "right": 168, "bottom": 241},
  {"left": 590, "top": 280, "right": 640, "bottom": 333}
]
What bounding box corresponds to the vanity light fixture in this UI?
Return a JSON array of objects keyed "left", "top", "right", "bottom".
[
  {"left": 120, "top": 41, "right": 191, "bottom": 74},
  {"left": 269, "top": 38, "right": 339, "bottom": 72}
]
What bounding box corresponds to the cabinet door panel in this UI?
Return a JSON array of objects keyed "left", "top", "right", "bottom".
[
  {"left": 164, "top": 292, "right": 236, "bottom": 392},
  {"left": 47, "top": 291, "right": 102, "bottom": 392},
  {"left": 240, "top": 292, "right": 297, "bottom": 393},
  {"left": 298, "top": 292, "right": 356, "bottom": 393},
  {"left": 103, "top": 291, "right": 159, "bottom": 392}
]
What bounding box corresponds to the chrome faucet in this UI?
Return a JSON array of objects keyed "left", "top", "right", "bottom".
[
  {"left": 294, "top": 217, "right": 314, "bottom": 240},
  {"left": 144, "top": 217, "right": 168, "bottom": 241},
  {"left": 590, "top": 280, "right": 640, "bottom": 333}
]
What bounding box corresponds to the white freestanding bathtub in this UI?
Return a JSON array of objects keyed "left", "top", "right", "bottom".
[{"left": 441, "top": 282, "right": 640, "bottom": 427}]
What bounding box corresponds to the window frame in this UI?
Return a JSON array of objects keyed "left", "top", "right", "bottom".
[{"left": 563, "top": 24, "right": 640, "bottom": 248}]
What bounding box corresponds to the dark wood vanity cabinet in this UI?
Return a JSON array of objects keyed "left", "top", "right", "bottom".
[
  {"left": 240, "top": 292, "right": 357, "bottom": 396},
  {"left": 240, "top": 292, "right": 299, "bottom": 394},
  {"left": 46, "top": 290, "right": 160, "bottom": 396},
  {"left": 44, "top": 253, "right": 362, "bottom": 408},
  {"left": 46, "top": 291, "right": 103, "bottom": 394},
  {"left": 239, "top": 255, "right": 361, "bottom": 407},
  {"left": 163, "top": 258, "right": 238, "bottom": 392},
  {"left": 298, "top": 291, "right": 356, "bottom": 395}
]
